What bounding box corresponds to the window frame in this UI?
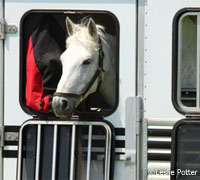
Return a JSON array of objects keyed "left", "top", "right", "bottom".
[
  {"left": 172, "top": 8, "right": 200, "bottom": 115},
  {"left": 19, "top": 9, "right": 120, "bottom": 118}
]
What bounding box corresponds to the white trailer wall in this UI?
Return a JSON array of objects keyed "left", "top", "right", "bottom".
[
  {"left": 143, "top": 0, "right": 200, "bottom": 180},
  {"left": 4, "top": 0, "right": 137, "bottom": 179}
]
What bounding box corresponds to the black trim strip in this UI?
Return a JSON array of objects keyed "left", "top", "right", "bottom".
[
  {"left": 3, "top": 126, "right": 125, "bottom": 147},
  {"left": 5, "top": 126, "right": 20, "bottom": 132},
  {"left": 115, "top": 128, "right": 125, "bottom": 136},
  {"left": 3, "top": 150, "right": 18, "bottom": 158},
  {"left": 148, "top": 153, "right": 171, "bottom": 161},
  {"left": 4, "top": 141, "right": 18, "bottom": 146},
  {"left": 148, "top": 141, "right": 171, "bottom": 149},
  {"left": 3, "top": 147, "right": 125, "bottom": 159},
  {"left": 82, "top": 140, "right": 124, "bottom": 148},
  {"left": 115, "top": 140, "right": 125, "bottom": 148},
  {"left": 82, "top": 127, "right": 125, "bottom": 136},
  {"left": 148, "top": 128, "right": 172, "bottom": 137}
]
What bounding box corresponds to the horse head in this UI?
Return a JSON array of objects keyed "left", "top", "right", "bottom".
[{"left": 52, "top": 17, "right": 105, "bottom": 118}]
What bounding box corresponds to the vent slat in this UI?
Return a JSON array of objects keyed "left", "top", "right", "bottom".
[
  {"left": 148, "top": 129, "right": 172, "bottom": 137},
  {"left": 148, "top": 141, "right": 171, "bottom": 149}
]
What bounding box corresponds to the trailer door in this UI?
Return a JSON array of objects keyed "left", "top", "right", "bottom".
[
  {"left": 171, "top": 8, "right": 200, "bottom": 180},
  {"left": 3, "top": 1, "right": 137, "bottom": 180}
]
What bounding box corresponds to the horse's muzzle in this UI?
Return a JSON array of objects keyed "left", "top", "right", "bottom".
[{"left": 52, "top": 96, "right": 76, "bottom": 118}]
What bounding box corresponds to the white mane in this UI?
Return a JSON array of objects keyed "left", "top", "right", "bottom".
[{"left": 66, "top": 22, "right": 108, "bottom": 51}]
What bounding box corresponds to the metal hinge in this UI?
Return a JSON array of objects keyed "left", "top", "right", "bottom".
[
  {"left": 0, "top": 126, "right": 4, "bottom": 147},
  {"left": 136, "top": 96, "right": 143, "bottom": 135},
  {"left": 0, "top": 18, "right": 17, "bottom": 40},
  {"left": 0, "top": 126, "right": 19, "bottom": 147},
  {"left": 125, "top": 96, "right": 143, "bottom": 180},
  {"left": 5, "top": 132, "right": 19, "bottom": 142}
]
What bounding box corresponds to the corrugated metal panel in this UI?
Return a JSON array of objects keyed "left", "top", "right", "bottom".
[{"left": 147, "top": 118, "right": 179, "bottom": 180}]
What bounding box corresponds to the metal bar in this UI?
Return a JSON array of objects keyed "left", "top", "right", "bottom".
[
  {"left": 147, "top": 118, "right": 178, "bottom": 127},
  {"left": 137, "top": 0, "right": 145, "bottom": 97},
  {"left": 35, "top": 125, "right": 41, "bottom": 180},
  {"left": 141, "top": 119, "right": 148, "bottom": 180},
  {"left": 104, "top": 131, "right": 109, "bottom": 180},
  {"left": 17, "top": 128, "right": 23, "bottom": 180},
  {"left": 19, "top": 120, "right": 111, "bottom": 128},
  {"left": 86, "top": 125, "right": 92, "bottom": 180},
  {"left": 177, "top": 16, "right": 183, "bottom": 108},
  {"left": 136, "top": 97, "right": 143, "bottom": 180},
  {"left": 125, "top": 97, "right": 137, "bottom": 180},
  {"left": 0, "top": 0, "right": 4, "bottom": 178},
  {"left": 69, "top": 125, "right": 76, "bottom": 180},
  {"left": 51, "top": 125, "right": 58, "bottom": 180},
  {"left": 197, "top": 15, "right": 200, "bottom": 108},
  {"left": 104, "top": 126, "right": 111, "bottom": 180},
  {"left": 18, "top": 121, "right": 113, "bottom": 180}
]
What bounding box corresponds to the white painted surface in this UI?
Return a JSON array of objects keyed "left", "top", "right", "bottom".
[
  {"left": 4, "top": 0, "right": 136, "bottom": 128},
  {"left": 4, "top": 0, "right": 136, "bottom": 179},
  {"left": 4, "top": 0, "right": 200, "bottom": 179},
  {"left": 142, "top": 0, "right": 200, "bottom": 119},
  {"left": 143, "top": 2, "right": 200, "bottom": 179},
  {"left": 4, "top": 158, "right": 17, "bottom": 180}
]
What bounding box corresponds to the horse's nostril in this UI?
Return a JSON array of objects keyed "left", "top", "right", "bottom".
[{"left": 61, "top": 99, "right": 68, "bottom": 110}]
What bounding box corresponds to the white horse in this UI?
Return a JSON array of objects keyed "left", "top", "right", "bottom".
[{"left": 52, "top": 17, "right": 116, "bottom": 118}]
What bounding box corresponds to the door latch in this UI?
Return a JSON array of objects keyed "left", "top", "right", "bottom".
[{"left": 0, "top": 18, "right": 17, "bottom": 40}]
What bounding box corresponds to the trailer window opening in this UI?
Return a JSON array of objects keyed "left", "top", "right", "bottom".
[
  {"left": 173, "top": 12, "right": 200, "bottom": 113},
  {"left": 19, "top": 10, "right": 119, "bottom": 117}
]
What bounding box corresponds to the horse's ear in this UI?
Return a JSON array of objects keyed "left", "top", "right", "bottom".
[
  {"left": 66, "top": 17, "right": 75, "bottom": 36},
  {"left": 87, "top": 18, "right": 97, "bottom": 40}
]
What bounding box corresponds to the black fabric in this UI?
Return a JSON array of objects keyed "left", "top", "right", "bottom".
[{"left": 31, "top": 15, "right": 65, "bottom": 101}]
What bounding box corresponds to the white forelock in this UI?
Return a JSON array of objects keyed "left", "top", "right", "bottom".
[{"left": 66, "top": 22, "right": 107, "bottom": 51}]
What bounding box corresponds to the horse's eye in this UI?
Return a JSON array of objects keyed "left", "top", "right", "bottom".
[{"left": 82, "top": 59, "right": 92, "bottom": 65}]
